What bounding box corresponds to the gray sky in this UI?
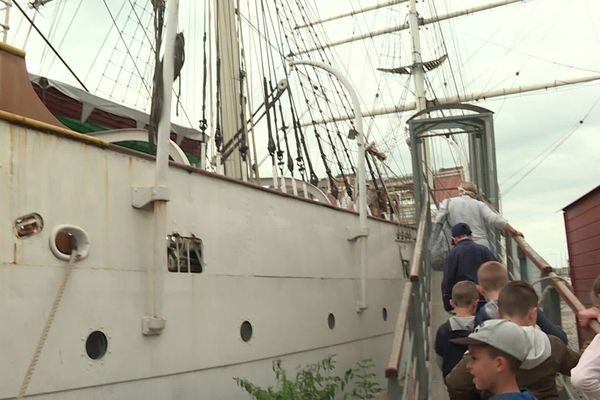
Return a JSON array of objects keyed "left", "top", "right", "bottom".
[{"left": 6, "top": 0, "right": 600, "bottom": 267}]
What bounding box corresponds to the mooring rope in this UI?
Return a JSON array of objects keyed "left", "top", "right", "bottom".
[{"left": 16, "top": 252, "right": 78, "bottom": 399}]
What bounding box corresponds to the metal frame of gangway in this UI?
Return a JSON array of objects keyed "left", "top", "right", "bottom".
[{"left": 385, "top": 205, "right": 600, "bottom": 400}]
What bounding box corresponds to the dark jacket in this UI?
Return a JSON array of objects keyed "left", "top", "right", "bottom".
[
  {"left": 435, "top": 316, "right": 475, "bottom": 378},
  {"left": 475, "top": 301, "right": 568, "bottom": 344},
  {"left": 446, "top": 334, "right": 580, "bottom": 400},
  {"left": 442, "top": 239, "right": 496, "bottom": 311}
]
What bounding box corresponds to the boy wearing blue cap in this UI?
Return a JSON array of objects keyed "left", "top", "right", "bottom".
[
  {"left": 442, "top": 222, "right": 496, "bottom": 311},
  {"left": 451, "top": 319, "right": 535, "bottom": 399}
]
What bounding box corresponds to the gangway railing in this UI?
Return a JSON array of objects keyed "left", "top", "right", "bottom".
[
  {"left": 505, "top": 235, "right": 600, "bottom": 335},
  {"left": 386, "top": 202, "right": 431, "bottom": 400},
  {"left": 505, "top": 235, "right": 600, "bottom": 400}
]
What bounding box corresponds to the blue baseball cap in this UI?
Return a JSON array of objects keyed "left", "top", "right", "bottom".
[{"left": 451, "top": 222, "right": 472, "bottom": 237}]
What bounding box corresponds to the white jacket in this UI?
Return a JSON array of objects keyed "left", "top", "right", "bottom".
[
  {"left": 435, "top": 195, "right": 507, "bottom": 249},
  {"left": 571, "top": 334, "right": 600, "bottom": 399}
]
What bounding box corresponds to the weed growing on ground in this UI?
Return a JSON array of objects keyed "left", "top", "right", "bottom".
[{"left": 234, "top": 355, "right": 381, "bottom": 399}]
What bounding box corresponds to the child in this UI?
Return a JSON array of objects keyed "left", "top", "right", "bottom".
[
  {"left": 435, "top": 280, "right": 479, "bottom": 378},
  {"left": 447, "top": 281, "right": 580, "bottom": 399},
  {"left": 475, "top": 261, "right": 568, "bottom": 344},
  {"left": 571, "top": 274, "right": 600, "bottom": 399},
  {"left": 475, "top": 261, "right": 508, "bottom": 325},
  {"left": 451, "top": 319, "right": 534, "bottom": 399}
]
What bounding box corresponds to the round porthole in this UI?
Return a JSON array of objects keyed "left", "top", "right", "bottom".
[
  {"left": 328, "top": 313, "right": 335, "bottom": 330},
  {"left": 382, "top": 307, "right": 388, "bottom": 321},
  {"left": 240, "top": 321, "right": 253, "bottom": 342},
  {"left": 85, "top": 331, "right": 108, "bottom": 360}
]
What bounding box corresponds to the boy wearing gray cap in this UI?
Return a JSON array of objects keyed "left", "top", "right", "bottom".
[{"left": 451, "top": 319, "right": 535, "bottom": 399}]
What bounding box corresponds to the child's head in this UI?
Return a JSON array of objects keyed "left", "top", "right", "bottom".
[
  {"left": 467, "top": 345, "right": 522, "bottom": 392},
  {"left": 498, "top": 281, "right": 538, "bottom": 326},
  {"left": 452, "top": 319, "right": 530, "bottom": 394},
  {"left": 450, "top": 280, "right": 479, "bottom": 313},
  {"left": 477, "top": 261, "right": 508, "bottom": 298},
  {"left": 591, "top": 275, "right": 600, "bottom": 306}
]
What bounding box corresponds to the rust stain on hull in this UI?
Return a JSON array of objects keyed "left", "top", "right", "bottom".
[{"left": 12, "top": 243, "right": 17, "bottom": 264}]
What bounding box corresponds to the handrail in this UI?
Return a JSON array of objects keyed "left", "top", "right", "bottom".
[
  {"left": 385, "top": 281, "right": 413, "bottom": 378},
  {"left": 513, "top": 236, "right": 600, "bottom": 334},
  {"left": 513, "top": 236, "right": 553, "bottom": 274},
  {"left": 409, "top": 204, "right": 429, "bottom": 282},
  {"left": 386, "top": 202, "right": 429, "bottom": 379}
]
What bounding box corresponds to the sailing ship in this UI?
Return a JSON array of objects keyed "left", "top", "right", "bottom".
[{"left": 0, "top": 0, "right": 598, "bottom": 399}]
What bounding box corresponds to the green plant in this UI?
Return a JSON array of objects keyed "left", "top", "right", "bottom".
[
  {"left": 234, "top": 356, "right": 381, "bottom": 400},
  {"left": 348, "top": 358, "right": 381, "bottom": 399}
]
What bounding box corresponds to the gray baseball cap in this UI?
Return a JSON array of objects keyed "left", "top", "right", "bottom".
[{"left": 450, "top": 319, "right": 531, "bottom": 362}]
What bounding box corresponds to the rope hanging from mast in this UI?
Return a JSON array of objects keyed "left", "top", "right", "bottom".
[{"left": 199, "top": 0, "right": 208, "bottom": 135}]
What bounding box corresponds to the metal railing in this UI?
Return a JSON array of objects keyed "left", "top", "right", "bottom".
[
  {"left": 505, "top": 234, "right": 600, "bottom": 400},
  {"left": 386, "top": 202, "right": 431, "bottom": 400},
  {"left": 506, "top": 235, "right": 600, "bottom": 335}
]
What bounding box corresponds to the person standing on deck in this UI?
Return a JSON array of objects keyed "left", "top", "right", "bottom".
[
  {"left": 571, "top": 274, "right": 600, "bottom": 399},
  {"left": 435, "top": 181, "right": 522, "bottom": 250},
  {"left": 442, "top": 223, "right": 496, "bottom": 312}
]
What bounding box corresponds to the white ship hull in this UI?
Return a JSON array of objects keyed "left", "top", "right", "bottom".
[{"left": 0, "top": 120, "right": 414, "bottom": 399}]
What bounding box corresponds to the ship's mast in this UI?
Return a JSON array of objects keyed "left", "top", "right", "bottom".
[
  {"left": 408, "top": 0, "right": 425, "bottom": 113},
  {"left": 407, "top": 0, "right": 435, "bottom": 189},
  {"left": 0, "top": 0, "right": 11, "bottom": 42},
  {"left": 215, "top": 0, "right": 244, "bottom": 179}
]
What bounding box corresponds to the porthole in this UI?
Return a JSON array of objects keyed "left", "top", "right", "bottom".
[
  {"left": 85, "top": 331, "right": 108, "bottom": 360},
  {"left": 328, "top": 313, "right": 335, "bottom": 330},
  {"left": 240, "top": 321, "right": 253, "bottom": 342},
  {"left": 382, "top": 307, "right": 388, "bottom": 321}
]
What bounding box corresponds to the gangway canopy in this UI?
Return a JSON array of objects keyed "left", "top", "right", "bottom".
[{"left": 407, "top": 102, "right": 500, "bottom": 219}]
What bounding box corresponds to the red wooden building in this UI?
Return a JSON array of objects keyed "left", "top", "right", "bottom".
[
  {"left": 433, "top": 166, "right": 464, "bottom": 203},
  {"left": 563, "top": 185, "right": 600, "bottom": 345}
]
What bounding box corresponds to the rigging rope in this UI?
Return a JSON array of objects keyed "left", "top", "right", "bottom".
[
  {"left": 12, "top": 0, "right": 89, "bottom": 92},
  {"left": 199, "top": 0, "right": 208, "bottom": 134},
  {"left": 102, "top": 0, "right": 151, "bottom": 98},
  {"left": 502, "top": 92, "right": 600, "bottom": 196},
  {"left": 365, "top": 152, "right": 386, "bottom": 213},
  {"left": 86, "top": 1, "right": 128, "bottom": 84}
]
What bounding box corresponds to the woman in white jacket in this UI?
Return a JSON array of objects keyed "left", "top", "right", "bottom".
[{"left": 571, "top": 275, "right": 600, "bottom": 399}]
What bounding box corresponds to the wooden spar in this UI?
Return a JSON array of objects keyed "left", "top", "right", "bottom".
[
  {"left": 294, "top": 0, "right": 408, "bottom": 30},
  {"left": 293, "top": 0, "right": 525, "bottom": 56},
  {"left": 300, "top": 74, "right": 600, "bottom": 126}
]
